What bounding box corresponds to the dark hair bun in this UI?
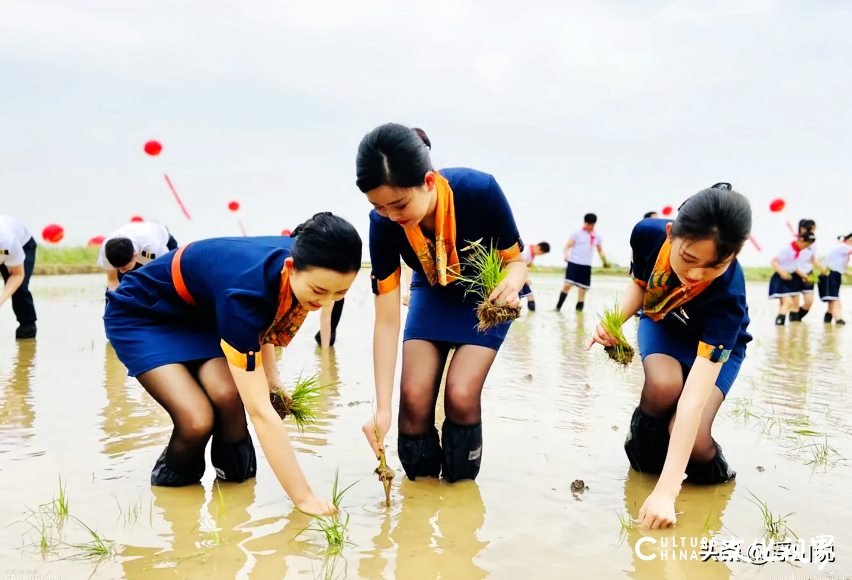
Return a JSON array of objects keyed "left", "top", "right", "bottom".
[
  {"left": 289, "top": 212, "right": 362, "bottom": 274},
  {"left": 411, "top": 128, "right": 431, "bottom": 150}
]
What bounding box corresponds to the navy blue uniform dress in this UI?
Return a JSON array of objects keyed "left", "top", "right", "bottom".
[
  {"left": 369, "top": 168, "right": 524, "bottom": 351},
  {"left": 104, "top": 237, "right": 298, "bottom": 377},
  {"left": 630, "top": 219, "right": 752, "bottom": 397}
]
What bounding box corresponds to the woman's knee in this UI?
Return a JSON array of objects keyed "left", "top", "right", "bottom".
[
  {"left": 197, "top": 359, "right": 244, "bottom": 413},
  {"left": 177, "top": 406, "right": 215, "bottom": 441},
  {"left": 640, "top": 375, "right": 683, "bottom": 415},
  {"left": 444, "top": 381, "right": 482, "bottom": 424}
]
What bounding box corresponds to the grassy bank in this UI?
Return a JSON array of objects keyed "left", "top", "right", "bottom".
[
  {"left": 32, "top": 246, "right": 776, "bottom": 282},
  {"left": 34, "top": 247, "right": 102, "bottom": 275}
]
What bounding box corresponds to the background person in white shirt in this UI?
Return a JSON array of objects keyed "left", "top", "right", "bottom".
[
  {"left": 793, "top": 218, "right": 821, "bottom": 322},
  {"left": 818, "top": 233, "right": 852, "bottom": 325},
  {"left": 521, "top": 240, "right": 550, "bottom": 311},
  {"left": 98, "top": 222, "right": 178, "bottom": 291},
  {"left": 556, "top": 213, "right": 608, "bottom": 312},
  {"left": 769, "top": 231, "right": 815, "bottom": 325},
  {"left": 0, "top": 215, "right": 38, "bottom": 339}
]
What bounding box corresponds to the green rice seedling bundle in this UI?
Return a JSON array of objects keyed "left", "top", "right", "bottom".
[
  {"left": 270, "top": 371, "right": 324, "bottom": 431},
  {"left": 455, "top": 239, "right": 520, "bottom": 332},
  {"left": 598, "top": 300, "right": 634, "bottom": 366}
]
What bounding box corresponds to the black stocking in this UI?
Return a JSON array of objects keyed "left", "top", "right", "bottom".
[
  {"left": 137, "top": 363, "right": 214, "bottom": 475},
  {"left": 444, "top": 345, "right": 497, "bottom": 425},
  {"left": 398, "top": 340, "right": 451, "bottom": 435}
]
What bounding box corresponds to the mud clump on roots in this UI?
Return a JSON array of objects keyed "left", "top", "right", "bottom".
[
  {"left": 604, "top": 344, "right": 635, "bottom": 367},
  {"left": 269, "top": 389, "right": 291, "bottom": 420},
  {"left": 476, "top": 300, "right": 520, "bottom": 332},
  {"left": 375, "top": 456, "right": 394, "bottom": 507}
]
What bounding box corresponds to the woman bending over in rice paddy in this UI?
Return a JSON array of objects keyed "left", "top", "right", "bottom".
[
  {"left": 104, "top": 213, "right": 361, "bottom": 515},
  {"left": 588, "top": 183, "right": 752, "bottom": 528},
  {"left": 357, "top": 123, "right": 528, "bottom": 483}
]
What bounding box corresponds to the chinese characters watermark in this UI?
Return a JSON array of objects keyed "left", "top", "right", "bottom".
[
  {"left": 634, "top": 535, "right": 836, "bottom": 570},
  {"left": 5, "top": 570, "right": 61, "bottom": 580}
]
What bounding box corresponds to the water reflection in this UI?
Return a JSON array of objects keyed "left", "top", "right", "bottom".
[
  {"left": 120, "top": 479, "right": 259, "bottom": 579},
  {"left": 0, "top": 339, "right": 38, "bottom": 454},
  {"left": 391, "top": 479, "right": 488, "bottom": 580},
  {"left": 622, "top": 469, "right": 734, "bottom": 580},
  {"left": 99, "top": 343, "right": 169, "bottom": 460}
]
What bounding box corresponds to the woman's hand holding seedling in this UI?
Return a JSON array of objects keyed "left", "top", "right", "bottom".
[
  {"left": 487, "top": 260, "right": 526, "bottom": 308},
  {"left": 362, "top": 410, "right": 392, "bottom": 460},
  {"left": 636, "top": 489, "right": 677, "bottom": 529},
  {"left": 587, "top": 282, "right": 644, "bottom": 352},
  {"left": 295, "top": 494, "right": 338, "bottom": 517},
  {"left": 588, "top": 320, "right": 621, "bottom": 350}
]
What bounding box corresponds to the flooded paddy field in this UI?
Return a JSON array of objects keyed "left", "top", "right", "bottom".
[{"left": 1, "top": 272, "right": 850, "bottom": 579}]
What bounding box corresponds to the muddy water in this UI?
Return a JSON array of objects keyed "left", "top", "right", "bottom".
[{"left": 1, "top": 272, "right": 851, "bottom": 579}]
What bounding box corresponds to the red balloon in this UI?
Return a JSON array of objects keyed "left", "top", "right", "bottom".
[
  {"left": 281, "top": 229, "right": 292, "bottom": 236},
  {"left": 42, "top": 224, "right": 64, "bottom": 244},
  {"left": 769, "top": 198, "right": 786, "bottom": 213},
  {"left": 87, "top": 236, "right": 106, "bottom": 247},
  {"left": 144, "top": 140, "right": 162, "bottom": 156},
  {"left": 228, "top": 201, "right": 240, "bottom": 212},
  {"left": 130, "top": 215, "right": 144, "bottom": 222},
  {"left": 661, "top": 206, "right": 673, "bottom": 216}
]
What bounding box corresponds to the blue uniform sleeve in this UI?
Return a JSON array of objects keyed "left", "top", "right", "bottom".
[
  {"left": 630, "top": 221, "right": 657, "bottom": 287},
  {"left": 217, "top": 289, "right": 276, "bottom": 371},
  {"left": 485, "top": 175, "right": 523, "bottom": 260},
  {"left": 697, "top": 267, "right": 747, "bottom": 363},
  {"left": 369, "top": 211, "right": 401, "bottom": 295}
]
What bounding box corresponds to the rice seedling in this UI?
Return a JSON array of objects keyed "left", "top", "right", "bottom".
[
  {"left": 616, "top": 510, "right": 634, "bottom": 531},
  {"left": 597, "top": 300, "right": 634, "bottom": 366},
  {"left": 746, "top": 491, "right": 797, "bottom": 542},
  {"left": 199, "top": 517, "right": 222, "bottom": 547},
  {"left": 453, "top": 239, "right": 520, "bottom": 332},
  {"left": 703, "top": 510, "right": 714, "bottom": 533},
  {"left": 113, "top": 495, "right": 142, "bottom": 526},
  {"left": 12, "top": 506, "right": 60, "bottom": 556},
  {"left": 804, "top": 437, "right": 845, "bottom": 471},
  {"left": 270, "top": 371, "right": 325, "bottom": 432},
  {"left": 372, "top": 415, "right": 394, "bottom": 507},
  {"left": 314, "top": 551, "right": 346, "bottom": 580},
  {"left": 65, "top": 517, "right": 117, "bottom": 561},
  {"left": 214, "top": 480, "right": 227, "bottom": 518},
  {"left": 295, "top": 468, "right": 357, "bottom": 553},
  {"left": 729, "top": 397, "right": 756, "bottom": 422},
  {"left": 55, "top": 475, "right": 70, "bottom": 519}
]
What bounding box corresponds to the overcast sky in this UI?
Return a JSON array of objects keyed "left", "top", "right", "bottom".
[{"left": 1, "top": 0, "right": 850, "bottom": 267}]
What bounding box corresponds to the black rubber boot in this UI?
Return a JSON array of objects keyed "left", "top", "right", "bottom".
[
  {"left": 624, "top": 407, "right": 670, "bottom": 475},
  {"left": 527, "top": 300, "right": 536, "bottom": 312},
  {"left": 824, "top": 312, "right": 833, "bottom": 324},
  {"left": 211, "top": 434, "right": 257, "bottom": 483},
  {"left": 398, "top": 427, "right": 442, "bottom": 480},
  {"left": 15, "top": 323, "right": 36, "bottom": 340},
  {"left": 797, "top": 308, "right": 809, "bottom": 321},
  {"left": 684, "top": 440, "right": 736, "bottom": 485},
  {"left": 575, "top": 301, "right": 585, "bottom": 312},
  {"left": 441, "top": 420, "right": 483, "bottom": 483},
  {"left": 789, "top": 310, "right": 800, "bottom": 322},
  {"left": 556, "top": 292, "right": 567, "bottom": 311},
  {"left": 775, "top": 314, "right": 786, "bottom": 326},
  {"left": 151, "top": 448, "right": 205, "bottom": 487}
]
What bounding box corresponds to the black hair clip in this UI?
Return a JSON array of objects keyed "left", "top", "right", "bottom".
[{"left": 710, "top": 182, "right": 732, "bottom": 191}]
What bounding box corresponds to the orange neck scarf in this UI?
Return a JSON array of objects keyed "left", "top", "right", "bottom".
[
  {"left": 260, "top": 264, "right": 308, "bottom": 347},
  {"left": 642, "top": 240, "right": 711, "bottom": 321},
  {"left": 404, "top": 172, "right": 460, "bottom": 286}
]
